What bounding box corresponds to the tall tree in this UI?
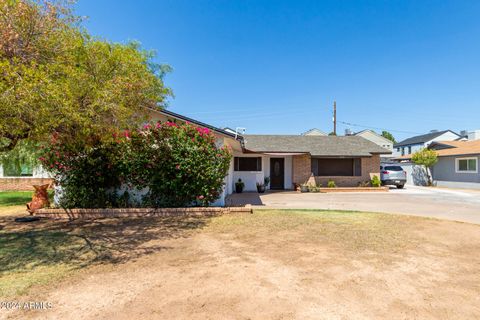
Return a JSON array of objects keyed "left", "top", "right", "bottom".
[
  {"left": 381, "top": 131, "right": 397, "bottom": 144},
  {"left": 0, "top": 0, "right": 171, "bottom": 152}
]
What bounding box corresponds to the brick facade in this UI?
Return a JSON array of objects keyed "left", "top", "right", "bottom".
[
  {"left": 0, "top": 178, "right": 54, "bottom": 191},
  {"left": 293, "top": 154, "right": 381, "bottom": 187},
  {"left": 292, "top": 154, "right": 312, "bottom": 185}
]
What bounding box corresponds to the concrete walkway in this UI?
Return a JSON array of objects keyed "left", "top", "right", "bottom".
[{"left": 228, "top": 186, "right": 480, "bottom": 224}]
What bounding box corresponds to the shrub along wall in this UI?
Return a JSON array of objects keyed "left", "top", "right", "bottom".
[{"left": 39, "top": 122, "right": 232, "bottom": 208}]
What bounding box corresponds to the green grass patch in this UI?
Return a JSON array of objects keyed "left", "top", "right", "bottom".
[
  {"left": 0, "top": 191, "right": 54, "bottom": 207},
  {"left": 0, "top": 191, "right": 33, "bottom": 207}
]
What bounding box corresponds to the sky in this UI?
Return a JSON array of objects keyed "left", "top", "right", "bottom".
[{"left": 75, "top": 0, "right": 480, "bottom": 141}]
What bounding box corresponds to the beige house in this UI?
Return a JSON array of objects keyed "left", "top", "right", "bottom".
[{"left": 354, "top": 129, "right": 394, "bottom": 153}]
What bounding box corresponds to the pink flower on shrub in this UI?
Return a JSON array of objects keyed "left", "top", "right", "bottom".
[
  {"left": 123, "top": 130, "right": 131, "bottom": 139},
  {"left": 155, "top": 122, "right": 162, "bottom": 128},
  {"left": 175, "top": 164, "right": 180, "bottom": 170},
  {"left": 197, "top": 195, "right": 205, "bottom": 200},
  {"left": 143, "top": 124, "right": 152, "bottom": 130},
  {"left": 166, "top": 121, "right": 178, "bottom": 127}
]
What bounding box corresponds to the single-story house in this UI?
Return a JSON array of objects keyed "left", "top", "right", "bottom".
[
  {"left": 1, "top": 108, "right": 391, "bottom": 204},
  {"left": 235, "top": 135, "right": 390, "bottom": 191},
  {"left": 148, "top": 109, "right": 391, "bottom": 202},
  {"left": 393, "top": 130, "right": 461, "bottom": 157},
  {"left": 429, "top": 140, "right": 480, "bottom": 189}
]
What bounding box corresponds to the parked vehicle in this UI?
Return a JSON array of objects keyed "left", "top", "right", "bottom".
[{"left": 380, "top": 165, "right": 407, "bottom": 188}]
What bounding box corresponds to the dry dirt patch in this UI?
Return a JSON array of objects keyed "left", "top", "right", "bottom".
[{"left": 2, "top": 209, "right": 480, "bottom": 320}]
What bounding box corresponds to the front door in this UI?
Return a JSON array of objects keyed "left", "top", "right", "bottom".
[{"left": 270, "top": 158, "right": 285, "bottom": 190}]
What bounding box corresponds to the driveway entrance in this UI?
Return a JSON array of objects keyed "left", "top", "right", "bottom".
[{"left": 227, "top": 186, "right": 480, "bottom": 224}]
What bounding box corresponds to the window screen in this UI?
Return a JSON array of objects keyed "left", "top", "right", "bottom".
[{"left": 234, "top": 157, "right": 262, "bottom": 171}]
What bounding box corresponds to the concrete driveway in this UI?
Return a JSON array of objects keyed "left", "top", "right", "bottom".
[{"left": 228, "top": 186, "right": 480, "bottom": 224}]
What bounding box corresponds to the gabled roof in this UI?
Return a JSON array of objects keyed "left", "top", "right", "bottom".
[
  {"left": 354, "top": 129, "right": 393, "bottom": 144},
  {"left": 431, "top": 140, "right": 480, "bottom": 157},
  {"left": 302, "top": 128, "right": 327, "bottom": 136},
  {"left": 394, "top": 130, "right": 459, "bottom": 148},
  {"left": 149, "top": 108, "right": 237, "bottom": 139},
  {"left": 243, "top": 135, "right": 391, "bottom": 157}
]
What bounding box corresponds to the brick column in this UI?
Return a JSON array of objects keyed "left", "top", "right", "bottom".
[{"left": 292, "top": 154, "right": 312, "bottom": 184}]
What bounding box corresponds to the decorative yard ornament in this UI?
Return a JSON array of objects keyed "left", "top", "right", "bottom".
[{"left": 26, "top": 184, "right": 50, "bottom": 214}]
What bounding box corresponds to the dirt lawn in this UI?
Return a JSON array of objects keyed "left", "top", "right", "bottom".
[{"left": 2, "top": 209, "right": 480, "bottom": 319}]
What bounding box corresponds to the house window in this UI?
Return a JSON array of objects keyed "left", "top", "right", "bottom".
[
  {"left": 234, "top": 157, "right": 262, "bottom": 171},
  {"left": 311, "top": 158, "right": 361, "bottom": 176},
  {"left": 456, "top": 157, "right": 478, "bottom": 173},
  {"left": 408, "top": 146, "right": 412, "bottom": 154},
  {"left": 401, "top": 148, "right": 405, "bottom": 156},
  {"left": 397, "top": 148, "right": 400, "bottom": 152}
]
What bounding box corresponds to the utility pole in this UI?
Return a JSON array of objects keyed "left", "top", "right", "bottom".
[{"left": 333, "top": 101, "right": 337, "bottom": 136}]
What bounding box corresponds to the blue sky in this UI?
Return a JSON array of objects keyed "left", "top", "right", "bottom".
[{"left": 76, "top": 0, "right": 480, "bottom": 141}]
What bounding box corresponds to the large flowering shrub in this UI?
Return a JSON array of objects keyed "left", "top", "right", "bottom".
[{"left": 40, "top": 122, "right": 232, "bottom": 208}]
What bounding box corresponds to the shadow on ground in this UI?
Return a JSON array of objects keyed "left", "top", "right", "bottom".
[
  {"left": 0, "top": 215, "right": 210, "bottom": 273},
  {"left": 226, "top": 192, "right": 264, "bottom": 206}
]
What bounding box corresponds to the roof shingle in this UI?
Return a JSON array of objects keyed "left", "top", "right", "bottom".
[
  {"left": 394, "top": 130, "right": 459, "bottom": 147},
  {"left": 243, "top": 135, "right": 391, "bottom": 157}
]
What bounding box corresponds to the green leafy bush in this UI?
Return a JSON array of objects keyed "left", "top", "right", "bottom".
[
  {"left": 39, "top": 122, "right": 232, "bottom": 208},
  {"left": 327, "top": 180, "right": 336, "bottom": 188},
  {"left": 371, "top": 175, "right": 381, "bottom": 188}
]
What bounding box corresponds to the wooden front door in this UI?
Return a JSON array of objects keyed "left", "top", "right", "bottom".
[{"left": 270, "top": 158, "right": 285, "bottom": 190}]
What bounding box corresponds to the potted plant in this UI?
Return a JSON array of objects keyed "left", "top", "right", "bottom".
[
  {"left": 264, "top": 176, "right": 270, "bottom": 188},
  {"left": 256, "top": 182, "right": 265, "bottom": 193},
  {"left": 300, "top": 183, "right": 309, "bottom": 193},
  {"left": 235, "top": 178, "right": 245, "bottom": 193}
]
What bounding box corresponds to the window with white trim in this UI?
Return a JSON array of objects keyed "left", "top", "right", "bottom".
[{"left": 456, "top": 157, "right": 478, "bottom": 173}]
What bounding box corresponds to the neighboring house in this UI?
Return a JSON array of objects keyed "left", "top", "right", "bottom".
[
  {"left": 393, "top": 130, "right": 461, "bottom": 157},
  {"left": 429, "top": 140, "right": 480, "bottom": 189},
  {"left": 302, "top": 128, "right": 327, "bottom": 136},
  {"left": 354, "top": 130, "right": 394, "bottom": 154}
]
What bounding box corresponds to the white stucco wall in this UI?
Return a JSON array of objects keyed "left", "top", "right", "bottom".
[{"left": 231, "top": 154, "right": 293, "bottom": 192}]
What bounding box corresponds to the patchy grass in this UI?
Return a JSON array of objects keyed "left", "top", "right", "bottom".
[
  {"left": 207, "top": 209, "right": 424, "bottom": 253},
  {"left": 0, "top": 208, "right": 421, "bottom": 298},
  {"left": 0, "top": 211, "right": 210, "bottom": 298}
]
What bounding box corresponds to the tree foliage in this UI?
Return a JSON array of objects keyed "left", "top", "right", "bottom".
[
  {"left": 411, "top": 148, "right": 438, "bottom": 168},
  {"left": 39, "top": 122, "right": 232, "bottom": 208},
  {"left": 0, "top": 0, "right": 171, "bottom": 152},
  {"left": 381, "top": 131, "right": 397, "bottom": 144},
  {"left": 412, "top": 148, "right": 438, "bottom": 185}
]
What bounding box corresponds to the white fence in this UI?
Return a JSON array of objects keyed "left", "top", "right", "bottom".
[{"left": 383, "top": 162, "right": 429, "bottom": 186}]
